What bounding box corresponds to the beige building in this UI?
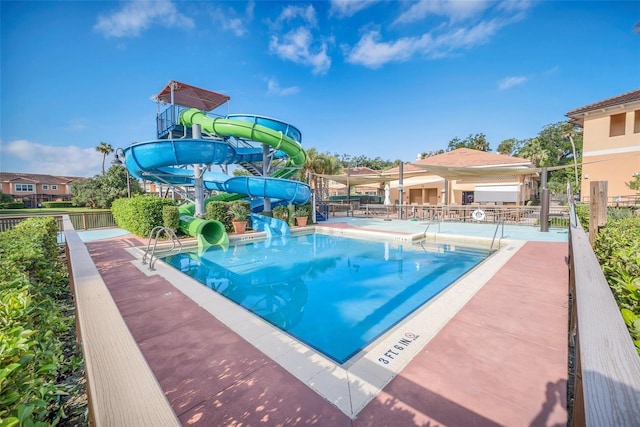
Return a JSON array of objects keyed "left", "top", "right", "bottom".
[
  {"left": 566, "top": 88, "right": 640, "bottom": 201},
  {"left": 0, "top": 172, "right": 77, "bottom": 207},
  {"left": 385, "top": 148, "right": 538, "bottom": 206}
]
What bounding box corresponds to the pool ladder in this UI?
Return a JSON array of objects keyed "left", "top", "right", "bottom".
[
  {"left": 142, "top": 226, "right": 182, "bottom": 270},
  {"left": 421, "top": 217, "right": 504, "bottom": 253},
  {"left": 489, "top": 219, "right": 505, "bottom": 253}
]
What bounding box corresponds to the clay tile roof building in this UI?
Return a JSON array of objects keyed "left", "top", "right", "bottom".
[
  {"left": 566, "top": 88, "right": 640, "bottom": 201},
  {"left": 566, "top": 88, "right": 640, "bottom": 126},
  {"left": 0, "top": 172, "right": 80, "bottom": 208},
  {"left": 415, "top": 148, "right": 530, "bottom": 167}
]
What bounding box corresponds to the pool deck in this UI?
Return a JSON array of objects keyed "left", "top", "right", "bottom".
[{"left": 85, "top": 225, "right": 568, "bottom": 426}]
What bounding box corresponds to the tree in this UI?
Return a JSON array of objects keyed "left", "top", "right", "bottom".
[
  {"left": 418, "top": 149, "right": 445, "bottom": 159},
  {"left": 447, "top": 133, "right": 491, "bottom": 152},
  {"left": 71, "top": 165, "right": 143, "bottom": 208},
  {"left": 514, "top": 121, "right": 583, "bottom": 193},
  {"left": 96, "top": 142, "right": 114, "bottom": 175},
  {"left": 496, "top": 138, "right": 523, "bottom": 156},
  {"left": 301, "top": 148, "right": 343, "bottom": 201},
  {"left": 626, "top": 173, "right": 640, "bottom": 193}
]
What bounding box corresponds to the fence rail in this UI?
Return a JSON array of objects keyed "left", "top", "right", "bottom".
[
  {"left": 62, "top": 216, "right": 179, "bottom": 426},
  {"left": 567, "top": 202, "right": 640, "bottom": 425},
  {"left": 321, "top": 203, "right": 571, "bottom": 227},
  {"left": 0, "top": 212, "right": 116, "bottom": 233}
]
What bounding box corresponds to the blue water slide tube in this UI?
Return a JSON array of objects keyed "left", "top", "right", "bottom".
[{"left": 122, "top": 112, "right": 311, "bottom": 248}]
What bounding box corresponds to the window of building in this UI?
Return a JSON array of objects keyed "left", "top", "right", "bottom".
[
  {"left": 15, "top": 183, "right": 34, "bottom": 192},
  {"left": 610, "top": 112, "right": 626, "bottom": 137},
  {"left": 634, "top": 110, "right": 640, "bottom": 134},
  {"left": 42, "top": 184, "right": 49, "bottom": 190},
  {"left": 51, "top": 185, "right": 58, "bottom": 190}
]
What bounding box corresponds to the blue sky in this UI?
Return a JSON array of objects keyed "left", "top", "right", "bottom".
[{"left": 1, "top": 0, "right": 639, "bottom": 177}]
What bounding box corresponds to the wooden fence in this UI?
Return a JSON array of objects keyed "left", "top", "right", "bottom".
[
  {"left": 0, "top": 211, "right": 116, "bottom": 233},
  {"left": 323, "top": 203, "right": 571, "bottom": 227},
  {"left": 63, "top": 216, "right": 180, "bottom": 426},
  {"left": 567, "top": 202, "right": 640, "bottom": 425}
]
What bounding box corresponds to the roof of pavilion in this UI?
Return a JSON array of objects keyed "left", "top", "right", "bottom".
[
  {"left": 313, "top": 148, "right": 540, "bottom": 185},
  {"left": 153, "top": 80, "right": 230, "bottom": 111}
]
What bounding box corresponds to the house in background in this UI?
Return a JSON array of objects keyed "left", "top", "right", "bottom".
[
  {"left": 0, "top": 172, "right": 78, "bottom": 207},
  {"left": 566, "top": 88, "right": 640, "bottom": 201},
  {"left": 384, "top": 148, "right": 538, "bottom": 206}
]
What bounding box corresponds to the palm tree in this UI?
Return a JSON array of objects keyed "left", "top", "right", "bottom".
[
  {"left": 96, "top": 142, "right": 114, "bottom": 175},
  {"left": 301, "top": 148, "right": 342, "bottom": 201}
]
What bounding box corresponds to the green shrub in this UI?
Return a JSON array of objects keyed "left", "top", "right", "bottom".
[
  {"left": 111, "top": 195, "right": 175, "bottom": 236},
  {"left": 594, "top": 217, "right": 640, "bottom": 355},
  {"left": 205, "top": 201, "right": 232, "bottom": 231},
  {"left": 229, "top": 201, "right": 250, "bottom": 221},
  {"left": 0, "top": 217, "right": 85, "bottom": 425},
  {"left": 575, "top": 203, "right": 589, "bottom": 229},
  {"left": 0, "top": 201, "right": 24, "bottom": 209},
  {"left": 295, "top": 204, "right": 312, "bottom": 219},
  {"left": 162, "top": 205, "right": 180, "bottom": 232},
  {"left": 41, "top": 201, "right": 73, "bottom": 208},
  {"left": 273, "top": 205, "right": 289, "bottom": 221}
]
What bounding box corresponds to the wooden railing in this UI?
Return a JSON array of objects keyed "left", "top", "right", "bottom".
[
  {"left": 0, "top": 211, "right": 116, "bottom": 233},
  {"left": 63, "top": 216, "right": 180, "bottom": 426},
  {"left": 567, "top": 203, "right": 640, "bottom": 425},
  {"left": 324, "top": 203, "right": 571, "bottom": 227}
]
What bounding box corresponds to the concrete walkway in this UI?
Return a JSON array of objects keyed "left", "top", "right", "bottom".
[{"left": 87, "top": 234, "right": 567, "bottom": 426}]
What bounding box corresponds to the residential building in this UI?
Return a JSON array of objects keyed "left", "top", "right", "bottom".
[
  {"left": 566, "top": 88, "right": 640, "bottom": 201},
  {"left": 0, "top": 172, "right": 78, "bottom": 207}
]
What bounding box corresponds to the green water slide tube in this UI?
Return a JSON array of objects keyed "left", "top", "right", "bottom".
[
  {"left": 180, "top": 108, "right": 306, "bottom": 205},
  {"left": 180, "top": 109, "right": 307, "bottom": 167},
  {"left": 178, "top": 203, "right": 228, "bottom": 251}
]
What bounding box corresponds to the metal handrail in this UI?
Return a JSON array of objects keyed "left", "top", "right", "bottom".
[
  {"left": 489, "top": 218, "right": 504, "bottom": 252},
  {"left": 142, "top": 226, "right": 182, "bottom": 270},
  {"left": 423, "top": 218, "right": 441, "bottom": 236}
]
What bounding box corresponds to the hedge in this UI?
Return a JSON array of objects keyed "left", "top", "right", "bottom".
[
  {"left": 0, "top": 217, "right": 85, "bottom": 425},
  {"left": 111, "top": 195, "right": 175, "bottom": 236},
  {"left": 41, "top": 201, "right": 73, "bottom": 208},
  {"left": 0, "top": 202, "right": 24, "bottom": 209}
]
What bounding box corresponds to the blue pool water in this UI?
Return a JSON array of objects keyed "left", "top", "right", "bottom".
[{"left": 164, "top": 233, "right": 489, "bottom": 363}]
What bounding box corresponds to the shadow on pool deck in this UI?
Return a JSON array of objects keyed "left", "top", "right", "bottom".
[{"left": 86, "top": 232, "right": 568, "bottom": 426}]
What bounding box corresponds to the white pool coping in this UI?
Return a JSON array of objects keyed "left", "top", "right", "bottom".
[{"left": 126, "top": 228, "right": 525, "bottom": 418}]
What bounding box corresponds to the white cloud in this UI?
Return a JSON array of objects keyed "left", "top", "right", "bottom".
[
  {"left": 94, "top": 0, "right": 194, "bottom": 38},
  {"left": 276, "top": 4, "right": 317, "bottom": 27},
  {"left": 345, "top": 30, "right": 431, "bottom": 68},
  {"left": 346, "top": 1, "right": 531, "bottom": 68},
  {"left": 1, "top": 140, "right": 103, "bottom": 177},
  {"left": 269, "top": 27, "right": 331, "bottom": 75},
  {"left": 266, "top": 78, "right": 299, "bottom": 96},
  {"left": 65, "top": 119, "right": 88, "bottom": 132},
  {"left": 208, "top": 1, "right": 254, "bottom": 37},
  {"left": 394, "top": 0, "right": 491, "bottom": 25},
  {"left": 498, "top": 76, "right": 527, "bottom": 89},
  {"left": 329, "top": 0, "right": 378, "bottom": 18}
]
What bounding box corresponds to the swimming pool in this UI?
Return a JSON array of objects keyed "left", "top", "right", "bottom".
[{"left": 164, "top": 233, "right": 490, "bottom": 363}]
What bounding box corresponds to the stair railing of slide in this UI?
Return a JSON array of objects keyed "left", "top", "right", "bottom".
[{"left": 142, "top": 226, "right": 182, "bottom": 271}]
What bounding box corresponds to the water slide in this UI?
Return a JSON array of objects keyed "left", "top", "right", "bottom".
[{"left": 122, "top": 108, "right": 310, "bottom": 249}]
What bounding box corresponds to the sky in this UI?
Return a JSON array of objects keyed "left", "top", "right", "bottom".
[{"left": 1, "top": 0, "right": 639, "bottom": 178}]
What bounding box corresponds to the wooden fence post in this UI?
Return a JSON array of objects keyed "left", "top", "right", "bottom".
[{"left": 589, "top": 181, "right": 607, "bottom": 246}]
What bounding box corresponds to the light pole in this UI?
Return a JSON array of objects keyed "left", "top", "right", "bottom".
[{"left": 111, "top": 149, "right": 131, "bottom": 198}]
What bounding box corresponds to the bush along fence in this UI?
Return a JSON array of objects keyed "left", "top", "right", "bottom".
[{"left": 0, "top": 217, "right": 86, "bottom": 425}]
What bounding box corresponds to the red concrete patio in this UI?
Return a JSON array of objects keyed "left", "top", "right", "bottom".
[{"left": 86, "top": 232, "right": 568, "bottom": 426}]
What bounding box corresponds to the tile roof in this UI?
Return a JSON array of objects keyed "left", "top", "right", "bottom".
[
  {"left": 0, "top": 172, "right": 81, "bottom": 184},
  {"left": 415, "top": 148, "right": 530, "bottom": 167},
  {"left": 383, "top": 149, "right": 530, "bottom": 175},
  {"left": 566, "top": 88, "right": 640, "bottom": 117}
]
